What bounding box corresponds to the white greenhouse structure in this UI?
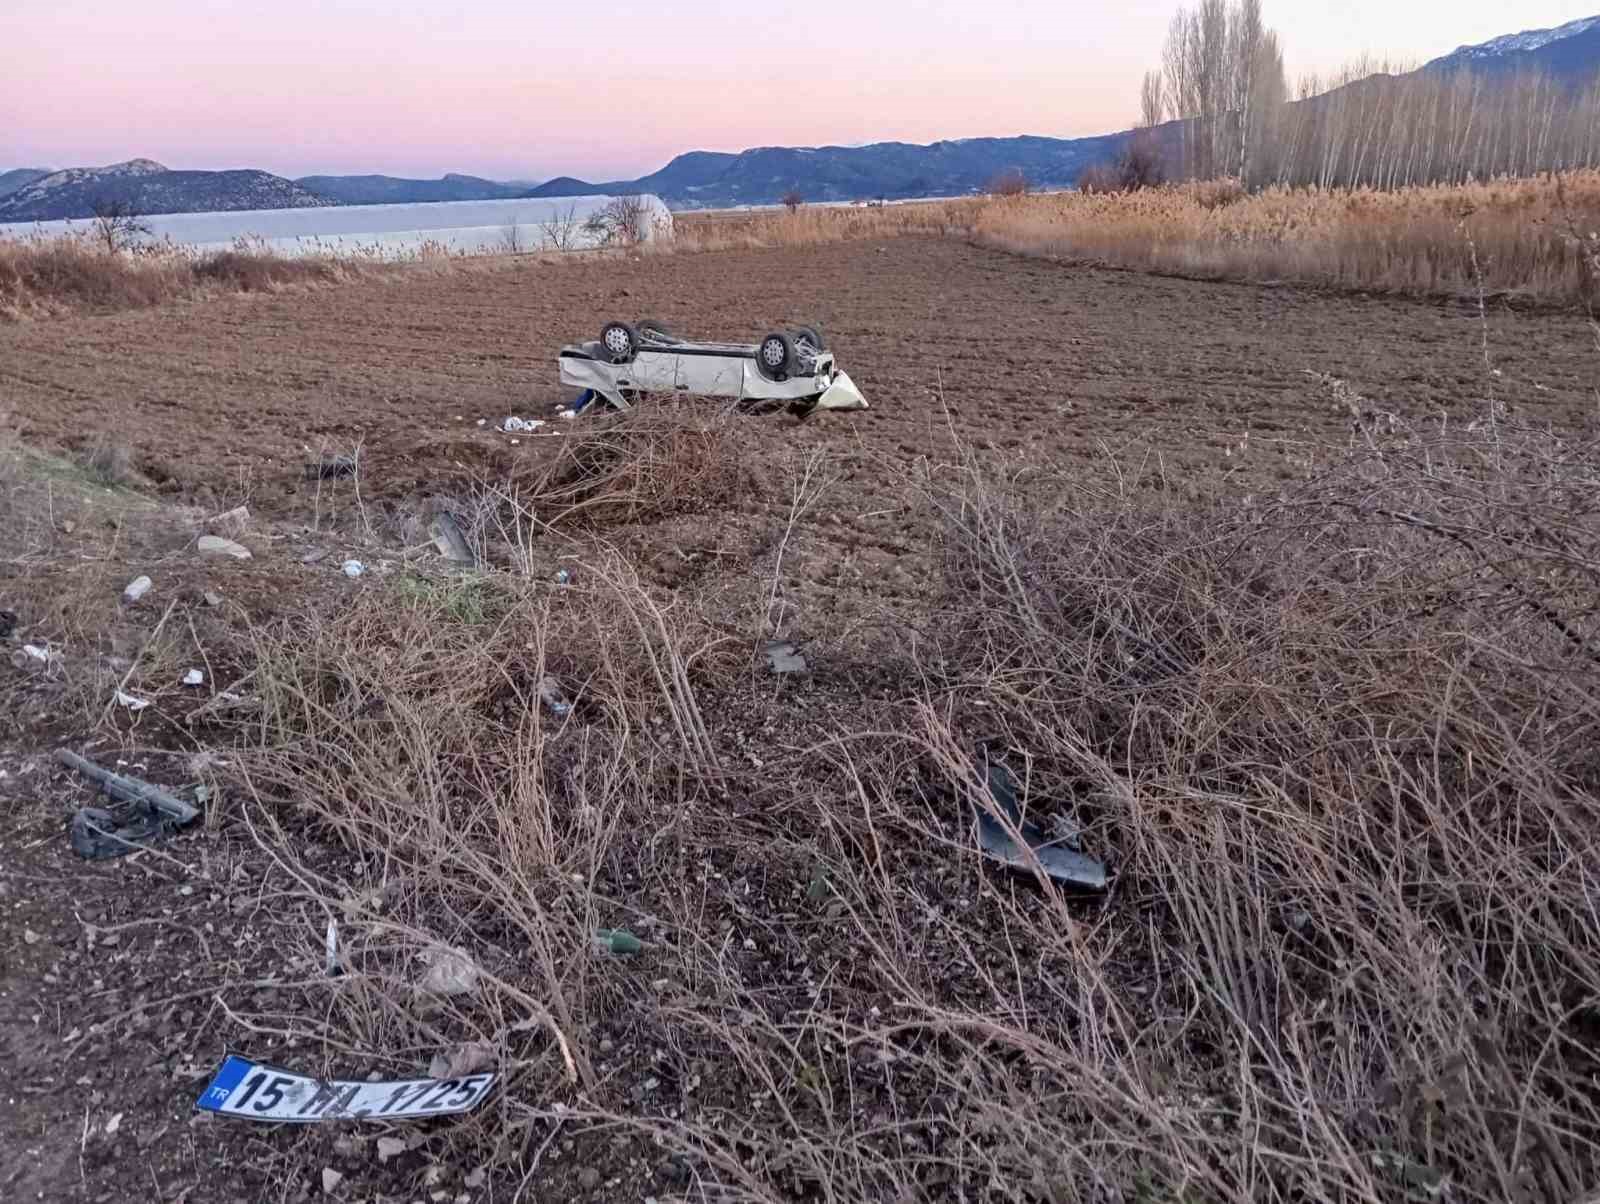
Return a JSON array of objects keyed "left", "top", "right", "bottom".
[{"left": 0, "top": 194, "right": 673, "bottom": 259}]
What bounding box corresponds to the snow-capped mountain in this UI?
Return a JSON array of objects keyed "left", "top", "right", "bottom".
[
  {"left": 1447, "top": 15, "right": 1600, "bottom": 60},
  {"left": 1426, "top": 14, "right": 1600, "bottom": 81}
]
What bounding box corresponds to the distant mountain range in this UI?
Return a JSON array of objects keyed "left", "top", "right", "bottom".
[
  {"left": 293, "top": 172, "right": 530, "bottom": 205},
  {"left": 5, "top": 12, "right": 1600, "bottom": 222},
  {"left": 525, "top": 135, "right": 1132, "bottom": 208}
]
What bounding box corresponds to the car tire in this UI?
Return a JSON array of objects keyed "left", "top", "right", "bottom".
[
  {"left": 756, "top": 331, "right": 795, "bottom": 380},
  {"left": 792, "top": 325, "right": 827, "bottom": 352},
  {"left": 600, "top": 321, "right": 639, "bottom": 364},
  {"left": 637, "top": 317, "right": 678, "bottom": 344}
]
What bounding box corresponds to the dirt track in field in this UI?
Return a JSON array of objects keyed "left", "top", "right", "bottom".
[{"left": 4, "top": 238, "right": 1595, "bottom": 517}]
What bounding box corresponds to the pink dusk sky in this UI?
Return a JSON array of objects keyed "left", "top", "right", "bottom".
[{"left": 5, "top": 1, "right": 1599, "bottom": 181}]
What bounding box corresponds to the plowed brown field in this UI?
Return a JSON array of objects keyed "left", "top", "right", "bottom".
[{"left": 5, "top": 238, "right": 1593, "bottom": 517}]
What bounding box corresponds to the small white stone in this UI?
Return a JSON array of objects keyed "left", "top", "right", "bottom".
[{"left": 197, "top": 535, "right": 250, "bottom": 560}]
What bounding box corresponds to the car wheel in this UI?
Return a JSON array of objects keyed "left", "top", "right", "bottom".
[
  {"left": 792, "top": 325, "right": 827, "bottom": 352},
  {"left": 600, "top": 321, "right": 639, "bottom": 363},
  {"left": 756, "top": 331, "right": 795, "bottom": 380}
]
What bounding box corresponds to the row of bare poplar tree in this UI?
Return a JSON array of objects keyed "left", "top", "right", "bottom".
[{"left": 1142, "top": 0, "right": 1600, "bottom": 189}]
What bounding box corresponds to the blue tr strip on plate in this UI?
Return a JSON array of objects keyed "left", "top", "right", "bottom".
[{"left": 196, "top": 1054, "right": 254, "bottom": 1111}]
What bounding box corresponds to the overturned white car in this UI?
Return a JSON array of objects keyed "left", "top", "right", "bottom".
[{"left": 558, "top": 320, "right": 868, "bottom": 418}]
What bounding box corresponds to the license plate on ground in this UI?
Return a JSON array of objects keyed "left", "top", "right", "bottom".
[{"left": 196, "top": 1054, "right": 496, "bottom": 1122}]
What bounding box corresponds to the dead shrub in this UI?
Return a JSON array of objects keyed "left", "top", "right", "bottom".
[
  {"left": 987, "top": 167, "right": 1028, "bottom": 197},
  {"left": 189, "top": 249, "right": 343, "bottom": 292},
  {"left": 1076, "top": 162, "right": 1125, "bottom": 195},
  {"left": 516, "top": 403, "right": 754, "bottom": 527},
  {"left": 78, "top": 435, "right": 139, "bottom": 488},
  {"left": 879, "top": 411, "right": 1600, "bottom": 1200},
  {"left": 1190, "top": 176, "right": 1246, "bottom": 208},
  {"left": 0, "top": 234, "right": 362, "bottom": 319},
  {"left": 1079, "top": 133, "right": 1168, "bottom": 195},
  {"left": 221, "top": 551, "right": 730, "bottom": 1104},
  {"left": 0, "top": 236, "right": 187, "bottom": 318}
]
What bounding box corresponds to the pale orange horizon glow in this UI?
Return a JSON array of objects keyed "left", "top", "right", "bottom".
[{"left": 5, "top": 0, "right": 1600, "bottom": 181}]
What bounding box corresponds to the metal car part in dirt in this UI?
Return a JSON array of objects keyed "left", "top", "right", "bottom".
[{"left": 558, "top": 319, "right": 868, "bottom": 418}]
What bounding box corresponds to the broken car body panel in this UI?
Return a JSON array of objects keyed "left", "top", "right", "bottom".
[{"left": 976, "top": 763, "right": 1108, "bottom": 892}]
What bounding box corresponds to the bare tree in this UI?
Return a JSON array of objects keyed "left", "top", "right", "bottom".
[
  {"left": 90, "top": 197, "right": 150, "bottom": 254},
  {"left": 1159, "top": 0, "right": 1285, "bottom": 182},
  {"left": 1121, "top": 130, "right": 1168, "bottom": 189},
  {"left": 987, "top": 168, "right": 1028, "bottom": 197},
  {"left": 781, "top": 189, "right": 804, "bottom": 213},
  {"left": 500, "top": 215, "right": 526, "bottom": 255},
  {"left": 1141, "top": 70, "right": 1168, "bottom": 128},
  {"left": 539, "top": 203, "right": 582, "bottom": 252},
  {"left": 583, "top": 195, "right": 656, "bottom": 248}
]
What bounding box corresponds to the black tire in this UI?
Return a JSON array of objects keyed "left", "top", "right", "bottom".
[
  {"left": 792, "top": 325, "right": 827, "bottom": 352},
  {"left": 755, "top": 331, "right": 795, "bottom": 380},
  {"left": 599, "top": 320, "right": 639, "bottom": 364},
  {"left": 637, "top": 317, "right": 676, "bottom": 343}
]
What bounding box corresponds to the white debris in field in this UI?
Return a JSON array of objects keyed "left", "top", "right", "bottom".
[
  {"left": 122, "top": 575, "right": 152, "bottom": 603},
  {"left": 557, "top": 410, "right": 576, "bottom": 421},
  {"left": 16, "top": 644, "right": 57, "bottom": 667},
  {"left": 321, "top": 1167, "right": 343, "bottom": 1195},
  {"left": 203, "top": 591, "right": 223, "bottom": 607},
  {"left": 197, "top": 535, "right": 251, "bottom": 560},
  {"left": 376, "top": 1136, "right": 406, "bottom": 1164},
  {"left": 428, "top": 1041, "right": 495, "bottom": 1079},
  {"left": 341, "top": 560, "right": 365, "bottom": 578},
  {"left": 418, "top": 946, "right": 478, "bottom": 996},
  {"left": 209, "top": 504, "right": 250, "bottom": 534},
  {"left": 499, "top": 416, "right": 545, "bottom": 433},
  {"left": 538, "top": 676, "right": 573, "bottom": 717},
  {"left": 115, "top": 691, "right": 150, "bottom": 712},
  {"left": 763, "top": 640, "right": 808, "bottom": 673},
  {"left": 183, "top": 668, "right": 205, "bottom": 686}
]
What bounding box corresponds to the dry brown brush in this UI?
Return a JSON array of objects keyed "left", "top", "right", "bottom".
[
  {"left": 0, "top": 235, "right": 361, "bottom": 319},
  {"left": 511, "top": 403, "right": 756, "bottom": 528},
  {"left": 672, "top": 198, "right": 985, "bottom": 252},
  {"left": 204, "top": 397, "right": 1600, "bottom": 1200}
]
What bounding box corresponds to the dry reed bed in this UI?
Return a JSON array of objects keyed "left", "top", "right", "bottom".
[
  {"left": 208, "top": 399, "right": 1600, "bottom": 1200},
  {"left": 0, "top": 235, "right": 369, "bottom": 319},
  {"left": 973, "top": 172, "right": 1600, "bottom": 301},
  {"left": 671, "top": 199, "right": 987, "bottom": 251}
]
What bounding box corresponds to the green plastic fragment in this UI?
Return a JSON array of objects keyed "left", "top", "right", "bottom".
[{"left": 594, "top": 928, "right": 644, "bottom": 955}]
